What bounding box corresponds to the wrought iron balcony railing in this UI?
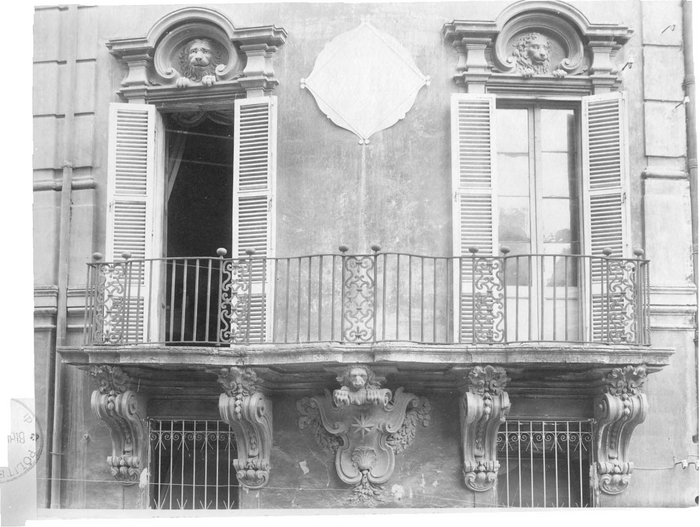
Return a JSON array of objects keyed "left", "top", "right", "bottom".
[{"left": 84, "top": 248, "right": 650, "bottom": 347}]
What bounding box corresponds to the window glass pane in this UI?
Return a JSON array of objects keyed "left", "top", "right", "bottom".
[
  {"left": 541, "top": 152, "right": 573, "bottom": 198},
  {"left": 541, "top": 198, "right": 574, "bottom": 244},
  {"left": 497, "top": 153, "right": 530, "bottom": 196},
  {"left": 499, "top": 196, "right": 531, "bottom": 243},
  {"left": 541, "top": 109, "right": 574, "bottom": 152},
  {"left": 495, "top": 108, "right": 529, "bottom": 153}
]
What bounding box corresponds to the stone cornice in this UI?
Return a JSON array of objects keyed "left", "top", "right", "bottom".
[{"left": 61, "top": 342, "right": 674, "bottom": 371}]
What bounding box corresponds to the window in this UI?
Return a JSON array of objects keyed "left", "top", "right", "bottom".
[
  {"left": 497, "top": 420, "right": 593, "bottom": 508},
  {"left": 149, "top": 419, "right": 239, "bottom": 510},
  {"left": 103, "top": 98, "right": 277, "bottom": 344},
  {"left": 451, "top": 92, "right": 630, "bottom": 343}
]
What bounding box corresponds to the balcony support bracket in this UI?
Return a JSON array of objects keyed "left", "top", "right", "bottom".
[
  {"left": 297, "top": 364, "right": 430, "bottom": 506},
  {"left": 460, "top": 365, "right": 511, "bottom": 492},
  {"left": 593, "top": 364, "right": 648, "bottom": 496},
  {"left": 217, "top": 366, "right": 273, "bottom": 489},
  {"left": 90, "top": 366, "right": 148, "bottom": 486}
]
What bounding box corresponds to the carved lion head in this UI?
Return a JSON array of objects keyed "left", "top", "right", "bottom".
[
  {"left": 337, "top": 365, "right": 380, "bottom": 392},
  {"left": 512, "top": 32, "right": 552, "bottom": 74},
  {"left": 178, "top": 38, "right": 223, "bottom": 82}
]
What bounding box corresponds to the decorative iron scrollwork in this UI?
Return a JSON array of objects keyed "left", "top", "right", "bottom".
[
  {"left": 605, "top": 260, "right": 639, "bottom": 344},
  {"left": 92, "top": 262, "right": 130, "bottom": 344},
  {"left": 342, "top": 256, "right": 376, "bottom": 342},
  {"left": 472, "top": 258, "right": 506, "bottom": 344},
  {"left": 219, "top": 259, "right": 252, "bottom": 344}
]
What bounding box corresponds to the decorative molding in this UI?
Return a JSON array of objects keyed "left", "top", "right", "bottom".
[
  {"left": 301, "top": 21, "right": 429, "bottom": 145},
  {"left": 593, "top": 365, "right": 648, "bottom": 495},
  {"left": 90, "top": 366, "right": 147, "bottom": 485},
  {"left": 297, "top": 364, "right": 430, "bottom": 505},
  {"left": 460, "top": 365, "right": 510, "bottom": 492},
  {"left": 217, "top": 366, "right": 273, "bottom": 489},
  {"left": 443, "top": 0, "right": 632, "bottom": 94},
  {"left": 106, "top": 7, "right": 287, "bottom": 102},
  {"left": 642, "top": 168, "right": 689, "bottom": 180}
]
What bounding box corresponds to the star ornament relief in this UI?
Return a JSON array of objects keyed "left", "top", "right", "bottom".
[
  {"left": 301, "top": 21, "right": 429, "bottom": 145},
  {"left": 351, "top": 413, "right": 375, "bottom": 439}
]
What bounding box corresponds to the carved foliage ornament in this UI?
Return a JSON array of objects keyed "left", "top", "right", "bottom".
[
  {"left": 217, "top": 367, "right": 272, "bottom": 489},
  {"left": 594, "top": 365, "right": 648, "bottom": 495},
  {"left": 461, "top": 365, "right": 510, "bottom": 492},
  {"left": 297, "top": 365, "right": 430, "bottom": 505},
  {"left": 90, "top": 366, "right": 147, "bottom": 485}
]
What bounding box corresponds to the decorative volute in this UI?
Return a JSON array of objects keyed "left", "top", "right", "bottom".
[
  {"left": 297, "top": 365, "right": 430, "bottom": 505},
  {"left": 459, "top": 365, "right": 510, "bottom": 492},
  {"left": 106, "top": 7, "right": 287, "bottom": 103},
  {"left": 217, "top": 367, "right": 273, "bottom": 489},
  {"left": 442, "top": 0, "right": 632, "bottom": 94},
  {"left": 90, "top": 366, "right": 147, "bottom": 486},
  {"left": 593, "top": 365, "right": 648, "bottom": 495}
]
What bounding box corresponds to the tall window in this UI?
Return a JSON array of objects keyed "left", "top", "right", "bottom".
[
  {"left": 495, "top": 103, "right": 581, "bottom": 341},
  {"left": 451, "top": 92, "right": 629, "bottom": 344}
]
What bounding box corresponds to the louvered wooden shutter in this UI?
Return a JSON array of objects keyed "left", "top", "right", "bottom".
[
  {"left": 451, "top": 94, "right": 498, "bottom": 343},
  {"left": 233, "top": 97, "right": 277, "bottom": 342},
  {"left": 105, "top": 103, "right": 157, "bottom": 344},
  {"left": 582, "top": 92, "right": 630, "bottom": 341}
]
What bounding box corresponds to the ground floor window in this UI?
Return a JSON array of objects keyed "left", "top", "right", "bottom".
[
  {"left": 148, "top": 419, "right": 239, "bottom": 510},
  {"left": 497, "top": 420, "right": 593, "bottom": 507}
]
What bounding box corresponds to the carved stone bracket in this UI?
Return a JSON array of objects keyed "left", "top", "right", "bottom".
[
  {"left": 217, "top": 367, "right": 273, "bottom": 489},
  {"left": 90, "top": 366, "right": 147, "bottom": 485},
  {"left": 106, "top": 7, "right": 287, "bottom": 103},
  {"left": 460, "top": 365, "right": 510, "bottom": 492},
  {"left": 593, "top": 365, "right": 648, "bottom": 495},
  {"left": 442, "top": 0, "right": 632, "bottom": 94},
  {"left": 296, "top": 365, "right": 430, "bottom": 506}
]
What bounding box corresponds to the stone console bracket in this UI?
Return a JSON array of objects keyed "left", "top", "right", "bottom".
[
  {"left": 217, "top": 367, "right": 273, "bottom": 489},
  {"left": 459, "top": 365, "right": 511, "bottom": 492},
  {"left": 90, "top": 366, "right": 148, "bottom": 486},
  {"left": 593, "top": 364, "right": 649, "bottom": 495}
]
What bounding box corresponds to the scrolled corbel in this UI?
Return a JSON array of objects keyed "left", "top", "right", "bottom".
[
  {"left": 217, "top": 367, "right": 272, "bottom": 489},
  {"left": 460, "top": 365, "right": 510, "bottom": 492},
  {"left": 593, "top": 365, "right": 648, "bottom": 495},
  {"left": 90, "top": 366, "right": 147, "bottom": 485}
]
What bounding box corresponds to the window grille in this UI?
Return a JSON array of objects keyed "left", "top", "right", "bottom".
[
  {"left": 497, "top": 420, "right": 593, "bottom": 507},
  {"left": 148, "top": 419, "right": 239, "bottom": 510}
]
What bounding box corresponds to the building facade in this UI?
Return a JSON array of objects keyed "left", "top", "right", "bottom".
[{"left": 33, "top": 0, "right": 698, "bottom": 511}]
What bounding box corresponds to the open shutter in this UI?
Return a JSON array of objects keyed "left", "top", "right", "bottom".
[
  {"left": 451, "top": 94, "right": 499, "bottom": 343},
  {"left": 582, "top": 92, "right": 630, "bottom": 341},
  {"left": 232, "top": 96, "right": 277, "bottom": 343},
  {"left": 104, "top": 103, "right": 157, "bottom": 344}
]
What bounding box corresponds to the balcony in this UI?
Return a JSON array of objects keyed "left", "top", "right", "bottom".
[{"left": 82, "top": 248, "right": 650, "bottom": 349}]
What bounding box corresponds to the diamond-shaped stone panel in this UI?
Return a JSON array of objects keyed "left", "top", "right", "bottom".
[{"left": 301, "top": 22, "right": 429, "bottom": 144}]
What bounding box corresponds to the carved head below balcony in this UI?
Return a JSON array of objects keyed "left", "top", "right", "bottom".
[
  {"left": 333, "top": 365, "right": 391, "bottom": 407},
  {"left": 176, "top": 38, "right": 223, "bottom": 87}
]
